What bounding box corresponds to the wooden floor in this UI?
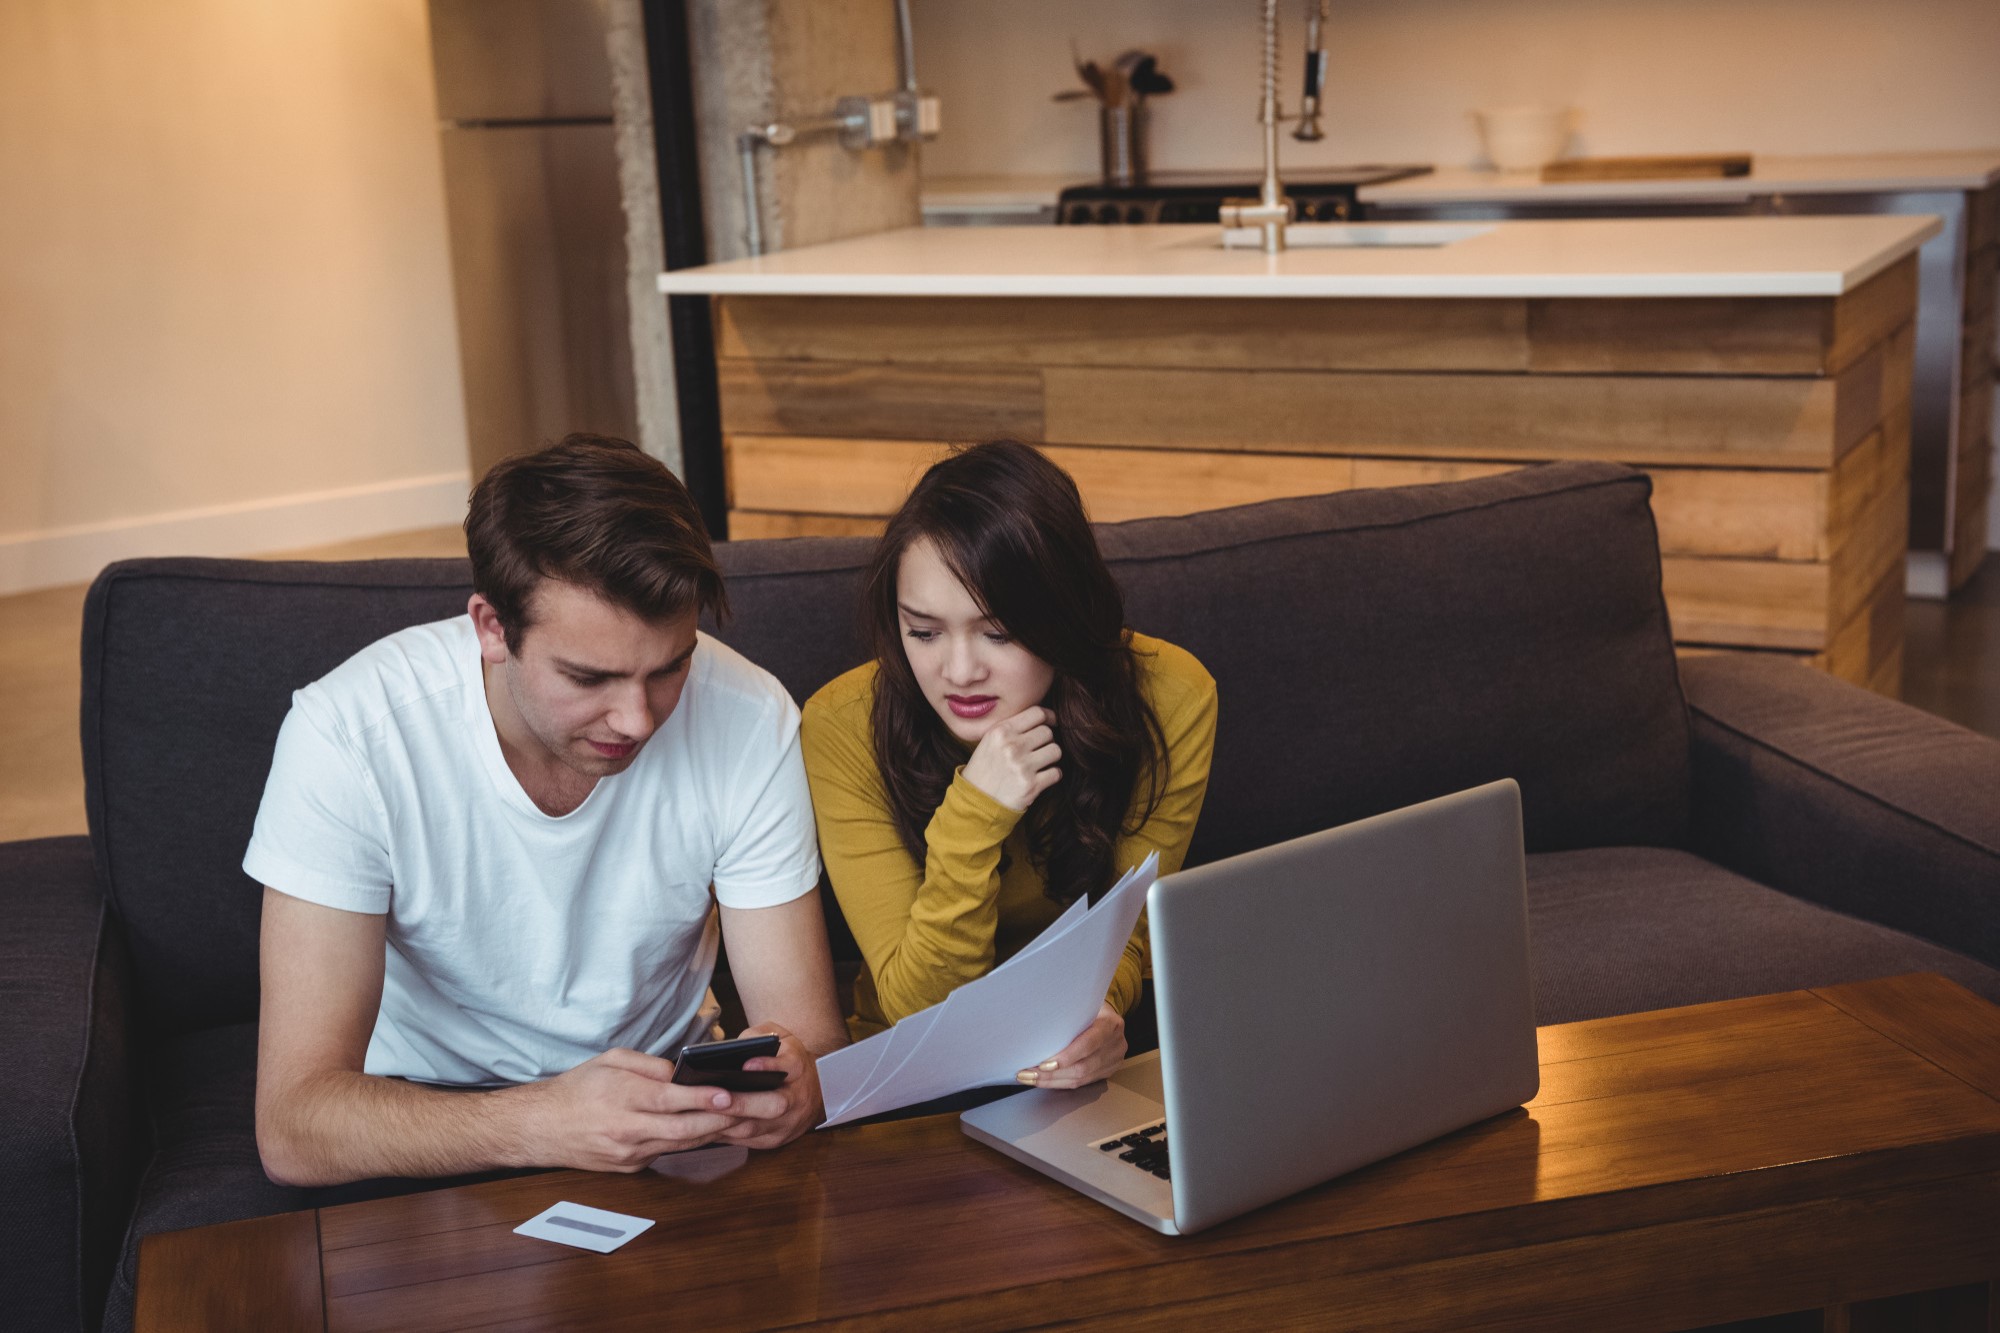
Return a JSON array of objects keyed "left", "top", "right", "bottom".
[
  {"left": 1906, "top": 553, "right": 2000, "bottom": 741},
  {"left": 0, "top": 540, "right": 1994, "bottom": 845}
]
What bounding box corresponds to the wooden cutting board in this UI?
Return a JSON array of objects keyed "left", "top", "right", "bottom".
[{"left": 1541, "top": 153, "right": 1754, "bottom": 182}]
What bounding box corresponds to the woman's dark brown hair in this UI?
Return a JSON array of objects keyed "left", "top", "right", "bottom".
[
  {"left": 865, "top": 440, "right": 1166, "bottom": 904},
  {"left": 466, "top": 433, "right": 726, "bottom": 650}
]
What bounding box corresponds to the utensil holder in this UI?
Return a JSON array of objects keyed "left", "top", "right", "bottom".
[{"left": 1099, "top": 104, "right": 1148, "bottom": 187}]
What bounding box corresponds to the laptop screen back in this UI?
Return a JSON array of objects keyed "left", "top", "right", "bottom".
[{"left": 1149, "top": 779, "right": 1539, "bottom": 1234}]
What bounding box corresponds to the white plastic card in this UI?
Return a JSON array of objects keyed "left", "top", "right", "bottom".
[{"left": 514, "top": 1201, "right": 655, "bottom": 1254}]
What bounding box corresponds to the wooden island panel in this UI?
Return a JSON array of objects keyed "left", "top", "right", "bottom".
[
  {"left": 720, "top": 293, "right": 1534, "bottom": 372},
  {"left": 1952, "top": 187, "right": 1997, "bottom": 590},
  {"left": 713, "top": 256, "right": 1918, "bottom": 691},
  {"left": 1523, "top": 255, "right": 1914, "bottom": 376},
  {"left": 733, "top": 434, "right": 1858, "bottom": 563},
  {"left": 715, "top": 260, "right": 1914, "bottom": 378},
  {"left": 720, "top": 336, "right": 1908, "bottom": 469}
]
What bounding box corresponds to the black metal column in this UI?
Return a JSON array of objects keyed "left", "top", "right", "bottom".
[{"left": 642, "top": 0, "right": 728, "bottom": 540}]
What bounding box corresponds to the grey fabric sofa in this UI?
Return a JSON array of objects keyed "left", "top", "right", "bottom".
[{"left": 7, "top": 460, "right": 1999, "bottom": 1332}]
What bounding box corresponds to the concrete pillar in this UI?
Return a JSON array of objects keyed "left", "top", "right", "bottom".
[{"left": 606, "top": 0, "right": 682, "bottom": 473}]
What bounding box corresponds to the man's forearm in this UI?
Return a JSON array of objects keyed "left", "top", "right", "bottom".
[{"left": 259, "top": 1069, "right": 547, "bottom": 1188}]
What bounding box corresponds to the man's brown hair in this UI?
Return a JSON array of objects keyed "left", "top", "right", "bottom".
[{"left": 465, "top": 433, "right": 727, "bottom": 651}]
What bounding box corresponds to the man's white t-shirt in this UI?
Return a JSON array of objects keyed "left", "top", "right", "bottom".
[{"left": 242, "top": 615, "right": 820, "bottom": 1087}]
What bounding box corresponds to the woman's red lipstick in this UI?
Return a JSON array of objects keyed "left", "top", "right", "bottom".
[{"left": 946, "top": 695, "right": 997, "bottom": 719}]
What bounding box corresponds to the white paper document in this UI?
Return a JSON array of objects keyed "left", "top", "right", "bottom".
[
  {"left": 816, "top": 853, "right": 1158, "bottom": 1127},
  {"left": 991, "top": 890, "right": 1091, "bottom": 972}
]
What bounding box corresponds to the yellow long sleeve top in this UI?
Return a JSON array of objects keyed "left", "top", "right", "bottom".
[{"left": 800, "top": 634, "right": 1218, "bottom": 1041}]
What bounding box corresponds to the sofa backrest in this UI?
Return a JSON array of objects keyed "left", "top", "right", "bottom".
[
  {"left": 1100, "top": 461, "right": 1691, "bottom": 867},
  {"left": 82, "top": 561, "right": 474, "bottom": 1036},
  {"left": 82, "top": 460, "right": 1687, "bottom": 1035}
]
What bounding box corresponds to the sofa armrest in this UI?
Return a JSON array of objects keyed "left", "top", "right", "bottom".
[
  {"left": 1683, "top": 655, "right": 2000, "bottom": 970},
  {"left": 0, "top": 836, "right": 145, "bottom": 1333}
]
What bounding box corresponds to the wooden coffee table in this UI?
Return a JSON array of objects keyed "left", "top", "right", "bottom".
[{"left": 135, "top": 973, "right": 2000, "bottom": 1331}]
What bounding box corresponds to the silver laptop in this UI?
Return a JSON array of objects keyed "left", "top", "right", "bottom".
[{"left": 960, "top": 779, "right": 1539, "bottom": 1236}]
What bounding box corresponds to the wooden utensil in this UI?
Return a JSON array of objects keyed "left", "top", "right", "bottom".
[{"left": 1541, "top": 154, "right": 1754, "bottom": 182}]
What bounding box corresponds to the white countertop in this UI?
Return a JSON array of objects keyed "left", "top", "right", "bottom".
[
  {"left": 1359, "top": 151, "right": 2000, "bottom": 206},
  {"left": 918, "top": 152, "right": 2000, "bottom": 213},
  {"left": 658, "top": 214, "right": 1940, "bottom": 299}
]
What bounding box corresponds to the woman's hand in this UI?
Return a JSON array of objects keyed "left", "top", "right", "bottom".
[
  {"left": 962, "top": 706, "right": 1061, "bottom": 812},
  {"left": 1017, "top": 1002, "right": 1126, "bottom": 1090}
]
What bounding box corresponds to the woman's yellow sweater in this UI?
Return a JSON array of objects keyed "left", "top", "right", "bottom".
[{"left": 800, "top": 634, "right": 1218, "bottom": 1041}]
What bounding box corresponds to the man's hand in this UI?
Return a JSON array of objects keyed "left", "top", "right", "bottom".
[
  {"left": 963, "top": 706, "right": 1062, "bottom": 812},
  {"left": 522, "top": 1048, "right": 747, "bottom": 1171},
  {"left": 716, "top": 1023, "right": 825, "bottom": 1149},
  {"left": 1018, "top": 1003, "right": 1127, "bottom": 1090}
]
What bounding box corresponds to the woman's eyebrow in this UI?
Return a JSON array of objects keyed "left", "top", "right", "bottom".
[{"left": 897, "top": 601, "right": 1000, "bottom": 629}]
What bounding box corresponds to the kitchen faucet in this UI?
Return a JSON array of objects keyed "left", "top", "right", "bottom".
[
  {"left": 1294, "top": 0, "right": 1329, "bottom": 143},
  {"left": 1220, "top": 0, "right": 1292, "bottom": 254}
]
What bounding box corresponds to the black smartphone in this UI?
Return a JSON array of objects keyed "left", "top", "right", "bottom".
[{"left": 669, "top": 1033, "right": 788, "bottom": 1091}]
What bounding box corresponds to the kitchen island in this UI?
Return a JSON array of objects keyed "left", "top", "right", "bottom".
[
  {"left": 1362, "top": 153, "right": 2000, "bottom": 597},
  {"left": 659, "top": 214, "right": 1937, "bottom": 691}
]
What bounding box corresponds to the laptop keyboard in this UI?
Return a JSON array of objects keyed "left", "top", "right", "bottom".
[{"left": 1092, "top": 1118, "right": 1170, "bottom": 1179}]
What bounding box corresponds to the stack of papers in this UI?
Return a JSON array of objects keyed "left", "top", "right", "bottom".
[{"left": 815, "top": 853, "right": 1159, "bottom": 1127}]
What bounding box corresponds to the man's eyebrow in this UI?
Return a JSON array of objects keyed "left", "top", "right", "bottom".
[
  {"left": 549, "top": 642, "right": 696, "bottom": 679},
  {"left": 551, "top": 657, "right": 616, "bottom": 677}
]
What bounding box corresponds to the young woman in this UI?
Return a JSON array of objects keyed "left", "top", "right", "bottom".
[{"left": 800, "top": 440, "right": 1217, "bottom": 1091}]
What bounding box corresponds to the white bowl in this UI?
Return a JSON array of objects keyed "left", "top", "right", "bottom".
[{"left": 1472, "top": 106, "right": 1576, "bottom": 172}]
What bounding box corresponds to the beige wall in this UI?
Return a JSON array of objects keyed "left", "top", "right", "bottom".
[
  {"left": 0, "top": 0, "right": 468, "bottom": 590},
  {"left": 910, "top": 0, "right": 2000, "bottom": 176}
]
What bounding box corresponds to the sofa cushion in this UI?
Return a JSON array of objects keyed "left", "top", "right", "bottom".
[
  {"left": 1097, "top": 462, "right": 1691, "bottom": 863},
  {"left": 1527, "top": 846, "right": 2000, "bottom": 1025}
]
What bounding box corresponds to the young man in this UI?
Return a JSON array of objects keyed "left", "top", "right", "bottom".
[{"left": 246, "top": 434, "right": 844, "bottom": 1188}]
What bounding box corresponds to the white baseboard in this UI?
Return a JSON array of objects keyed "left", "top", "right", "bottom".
[
  {"left": 1990, "top": 433, "right": 2000, "bottom": 551},
  {"left": 1906, "top": 551, "right": 1950, "bottom": 601},
  {"left": 0, "top": 472, "right": 471, "bottom": 596}
]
